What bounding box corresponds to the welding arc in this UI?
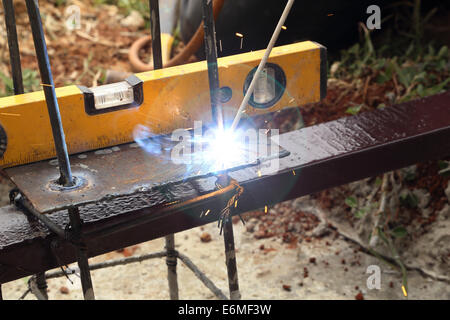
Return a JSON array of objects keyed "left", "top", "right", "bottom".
[
  {"left": 230, "top": 0, "right": 295, "bottom": 132},
  {"left": 129, "top": 0, "right": 225, "bottom": 72}
]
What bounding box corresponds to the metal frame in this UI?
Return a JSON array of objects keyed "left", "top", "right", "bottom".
[
  {"left": 1, "top": 90, "right": 449, "bottom": 298},
  {"left": 1, "top": 0, "right": 449, "bottom": 301}
]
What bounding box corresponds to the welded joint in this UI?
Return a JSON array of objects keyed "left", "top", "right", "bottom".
[{"left": 28, "top": 273, "right": 48, "bottom": 300}]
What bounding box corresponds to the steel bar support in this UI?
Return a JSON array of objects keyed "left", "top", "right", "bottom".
[
  {"left": 201, "top": 0, "right": 223, "bottom": 129},
  {"left": 165, "top": 234, "right": 179, "bottom": 300},
  {"left": 25, "top": 0, "right": 73, "bottom": 187},
  {"left": 177, "top": 252, "right": 228, "bottom": 300},
  {"left": 68, "top": 207, "right": 95, "bottom": 300},
  {"left": 149, "top": 0, "right": 163, "bottom": 69},
  {"left": 2, "top": 0, "right": 24, "bottom": 95},
  {"left": 223, "top": 217, "right": 241, "bottom": 300},
  {"left": 29, "top": 272, "right": 48, "bottom": 300},
  {"left": 148, "top": 0, "right": 179, "bottom": 300},
  {"left": 43, "top": 251, "right": 168, "bottom": 280}
]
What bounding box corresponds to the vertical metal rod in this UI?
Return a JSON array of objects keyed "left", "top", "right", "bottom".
[
  {"left": 223, "top": 217, "right": 241, "bottom": 300},
  {"left": 165, "top": 234, "right": 179, "bottom": 300},
  {"left": 35, "top": 272, "right": 48, "bottom": 300},
  {"left": 148, "top": 3, "right": 180, "bottom": 299},
  {"left": 149, "top": 0, "right": 163, "bottom": 69},
  {"left": 201, "top": 0, "right": 223, "bottom": 130},
  {"left": 68, "top": 207, "right": 95, "bottom": 300},
  {"left": 25, "top": 0, "right": 73, "bottom": 187},
  {"left": 2, "top": 0, "right": 24, "bottom": 95}
]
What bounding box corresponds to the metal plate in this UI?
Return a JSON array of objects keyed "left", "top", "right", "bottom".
[{"left": 5, "top": 133, "right": 288, "bottom": 214}]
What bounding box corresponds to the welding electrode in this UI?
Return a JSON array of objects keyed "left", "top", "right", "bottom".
[{"left": 230, "top": 0, "right": 295, "bottom": 132}]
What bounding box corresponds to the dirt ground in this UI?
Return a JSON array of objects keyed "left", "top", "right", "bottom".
[{"left": 0, "top": 1, "right": 449, "bottom": 300}]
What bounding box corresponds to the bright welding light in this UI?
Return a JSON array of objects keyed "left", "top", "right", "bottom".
[
  {"left": 133, "top": 122, "right": 258, "bottom": 178},
  {"left": 201, "top": 128, "right": 247, "bottom": 172}
]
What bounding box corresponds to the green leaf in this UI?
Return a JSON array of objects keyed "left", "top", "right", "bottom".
[
  {"left": 400, "top": 192, "right": 418, "bottom": 208},
  {"left": 345, "top": 105, "right": 363, "bottom": 115},
  {"left": 391, "top": 226, "right": 408, "bottom": 238},
  {"left": 345, "top": 196, "right": 357, "bottom": 208},
  {"left": 437, "top": 46, "right": 448, "bottom": 59},
  {"left": 438, "top": 160, "right": 450, "bottom": 177},
  {"left": 375, "top": 177, "right": 382, "bottom": 186},
  {"left": 376, "top": 72, "right": 390, "bottom": 84},
  {"left": 355, "top": 208, "right": 366, "bottom": 219},
  {"left": 438, "top": 160, "right": 449, "bottom": 170}
]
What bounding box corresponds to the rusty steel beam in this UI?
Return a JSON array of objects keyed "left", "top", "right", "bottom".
[{"left": 0, "top": 91, "right": 449, "bottom": 284}]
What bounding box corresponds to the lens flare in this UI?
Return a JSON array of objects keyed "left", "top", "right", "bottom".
[
  {"left": 199, "top": 128, "right": 248, "bottom": 172},
  {"left": 133, "top": 123, "right": 259, "bottom": 180}
]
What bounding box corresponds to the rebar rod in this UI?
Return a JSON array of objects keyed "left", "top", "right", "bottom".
[
  {"left": 201, "top": 0, "right": 223, "bottom": 130},
  {"left": 178, "top": 252, "right": 228, "bottom": 300},
  {"left": 230, "top": 0, "right": 295, "bottom": 131},
  {"left": 25, "top": 0, "right": 73, "bottom": 187},
  {"left": 223, "top": 217, "right": 240, "bottom": 299},
  {"left": 14, "top": 194, "right": 66, "bottom": 239},
  {"left": 149, "top": 0, "right": 163, "bottom": 69},
  {"left": 165, "top": 234, "right": 179, "bottom": 300},
  {"left": 29, "top": 272, "right": 48, "bottom": 300},
  {"left": 19, "top": 250, "right": 228, "bottom": 300},
  {"left": 2, "top": 0, "right": 24, "bottom": 95},
  {"left": 43, "top": 251, "right": 168, "bottom": 280},
  {"left": 68, "top": 207, "right": 95, "bottom": 300},
  {"left": 148, "top": 1, "right": 180, "bottom": 300}
]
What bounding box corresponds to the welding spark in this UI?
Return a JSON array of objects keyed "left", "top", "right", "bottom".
[
  {"left": 264, "top": 205, "right": 268, "bottom": 213},
  {"left": 193, "top": 127, "right": 251, "bottom": 172},
  {"left": 235, "top": 32, "right": 244, "bottom": 49},
  {"left": 134, "top": 123, "right": 257, "bottom": 180}
]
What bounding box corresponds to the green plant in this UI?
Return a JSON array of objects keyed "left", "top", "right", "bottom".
[
  {"left": 438, "top": 160, "right": 450, "bottom": 177},
  {"left": 0, "top": 69, "right": 40, "bottom": 97},
  {"left": 345, "top": 196, "right": 370, "bottom": 218},
  {"left": 333, "top": 30, "right": 449, "bottom": 103},
  {"left": 93, "top": 0, "right": 150, "bottom": 21},
  {"left": 389, "top": 0, "right": 438, "bottom": 55}
]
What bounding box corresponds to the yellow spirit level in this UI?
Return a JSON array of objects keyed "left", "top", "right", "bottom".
[{"left": 0, "top": 41, "right": 326, "bottom": 168}]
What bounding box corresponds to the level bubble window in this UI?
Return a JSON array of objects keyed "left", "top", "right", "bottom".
[
  {"left": 91, "top": 81, "right": 134, "bottom": 110},
  {"left": 243, "top": 63, "right": 286, "bottom": 109}
]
